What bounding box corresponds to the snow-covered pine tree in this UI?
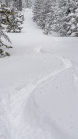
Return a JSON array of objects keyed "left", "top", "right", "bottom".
[
  {"left": 25, "top": 0, "right": 32, "bottom": 8},
  {"left": 33, "top": 0, "right": 78, "bottom": 36},
  {"left": 3, "top": 0, "right": 23, "bottom": 11},
  {"left": 43, "top": 0, "right": 55, "bottom": 34},
  {"left": 0, "top": 1, "right": 12, "bottom": 57},
  {"left": 33, "top": 0, "right": 55, "bottom": 34},
  {"left": 57, "top": 0, "right": 78, "bottom": 36},
  {"left": 18, "top": 0, "right": 22, "bottom": 11},
  {"left": 6, "top": 7, "right": 23, "bottom": 33},
  {"left": 33, "top": 0, "right": 44, "bottom": 26},
  {"left": 54, "top": 0, "right": 68, "bottom": 35}
]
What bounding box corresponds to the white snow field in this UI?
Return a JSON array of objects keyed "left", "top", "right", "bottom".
[{"left": 0, "top": 9, "right": 78, "bottom": 139}]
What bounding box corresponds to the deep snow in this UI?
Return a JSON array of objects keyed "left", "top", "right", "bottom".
[{"left": 0, "top": 9, "right": 78, "bottom": 139}]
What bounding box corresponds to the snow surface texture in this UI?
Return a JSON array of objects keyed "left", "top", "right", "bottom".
[{"left": 0, "top": 9, "right": 78, "bottom": 139}]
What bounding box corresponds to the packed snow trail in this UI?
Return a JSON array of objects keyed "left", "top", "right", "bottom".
[{"left": 0, "top": 9, "right": 78, "bottom": 139}]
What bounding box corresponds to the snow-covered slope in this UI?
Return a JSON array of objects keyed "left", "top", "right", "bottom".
[{"left": 0, "top": 9, "right": 78, "bottom": 139}]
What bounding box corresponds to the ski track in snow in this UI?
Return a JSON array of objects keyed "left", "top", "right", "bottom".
[
  {"left": 3, "top": 43, "right": 74, "bottom": 138},
  {"left": 35, "top": 45, "right": 78, "bottom": 93},
  {"left": 9, "top": 45, "right": 74, "bottom": 139},
  {"left": 18, "top": 48, "right": 76, "bottom": 139},
  {"left": 0, "top": 9, "right": 78, "bottom": 139},
  {"left": 10, "top": 45, "right": 73, "bottom": 122}
]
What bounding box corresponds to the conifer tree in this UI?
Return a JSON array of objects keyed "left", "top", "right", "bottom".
[
  {"left": 43, "top": 0, "right": 54, "bottom": 34},
  {"left": 18, "top": 0, "right": 22, "bottom": 11},
  {"left": 6, "top": 7, "right": 23, "bottom": 33},
  {"left": 33, "top": 0, "right": 78, "bottom": 36},
  {"left": 33, "top": 0, "right": 43, "bottom": 26},
  {"left": 57, "top": 0, "right": 78, "bottom": 36},
  {"left": 25, "top": 0, "right": 32, "bottom": 8},
  {"left": 0, "top": 1, "right": 12, "bottom": 57}
]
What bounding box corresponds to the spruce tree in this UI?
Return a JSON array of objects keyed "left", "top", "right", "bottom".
[
  {"left": 25, "top": 0, "right": 32, "bottom": 8},
  {"left": 43, "top": 0, "right": 54, "bottom": 34},
  {"left": 57, "top": 0, "right": 78, "bottom": 36},
  {"left": 33, "top": 0, "right": 43, "bottom": 26},
  {"left": 0, "top": 1, "right": 12, "bottom": 57},
  {"left": 6, "top": 7, "right": 23, "bottom": 33},
  {"left": 19, "top": 0, "right": 22, "bottom": 11},
  {"left": 33, "top": 0, "right": 78, "bottom": 36}
]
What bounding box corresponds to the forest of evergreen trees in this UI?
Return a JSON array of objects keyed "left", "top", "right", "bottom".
[
  {"left": 0, "top": 0, "right": 78, "bottom": 57},
  {"left": 33, "top": 0, "right": 78, "bottom": 36},
  {"left": 0, "top": 0, "right": 25, "bottom": 57}
]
